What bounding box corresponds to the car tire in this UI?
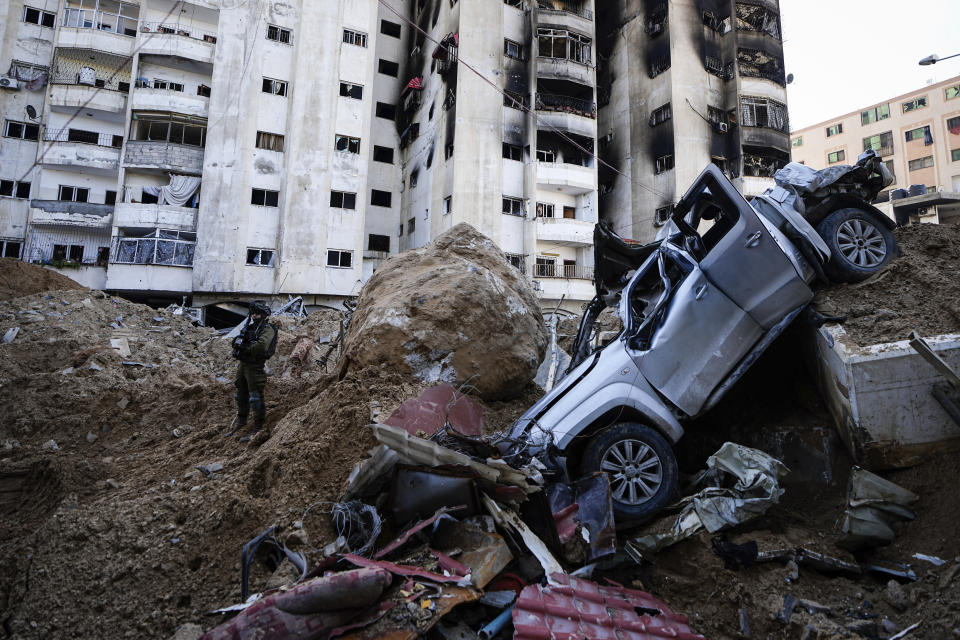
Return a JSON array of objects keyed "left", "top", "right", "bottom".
[
  {"left": 816, "top": 208, "right": 897, "bottom": 283},
  {"left": 580, "top": 422, "right": 678, "bottom": 521}
]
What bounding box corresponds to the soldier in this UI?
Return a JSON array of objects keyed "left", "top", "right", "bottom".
[{"left": 228, "top": 301, "right": 278, "bottom": 439}]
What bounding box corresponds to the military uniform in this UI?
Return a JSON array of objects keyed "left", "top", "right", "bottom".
[{"left": 233, "top": 317, "right": 277, "bottom": 434}]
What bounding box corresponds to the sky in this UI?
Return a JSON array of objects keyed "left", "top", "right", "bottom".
[{"left": 779, "top": 0, "right": 960, "bottom": 131}]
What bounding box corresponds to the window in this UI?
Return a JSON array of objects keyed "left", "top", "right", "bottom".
[
  {"left": 4, "top": 120, "right": 40, "bottom": 141},
  {"left": 535, "top": 256, "right": 557, "bottom": 278},
  {"left": 504, "top": 0, "right": 524, "bottom": 6},
  {"left": 536, "top": 202, "right": 554, "bottom": 218},
  {"left": 443, "top": 196, "right": 452, "bottom": 215},
  {"left": 330, "top": 190, "right": 356, "bottom": 209},
  {"left": 255, "top": 131, "right": 285, "bottom": 152},
  {"left": 952, "top": 149, "right": 960, "bottom": 162},
  {"left": 504, "top": 39, "right": 525, "bottom": 60},
  {"left": 445, "top": 143, "right": 454, "bottom": 160},
  {"left": 381, "top": 20, "right": 401, "bottom": 38},
  {"left": 654, "top": 205, "right": 673, "bottom": 226},
  {"left": 246, "top": 248, "right": 275, "bottom": 266},
  {"left": 52, "top": 245, "right": 67, "bottom": 261},
  {"left": 825, "top": 123, "right": 843, "bottom": 137},
  {"left": 59, "top": 185, "right": 89, "bottom": 202},
  {"left": 902, "top": 96, "right": 928, "bottom": 112},
  {"left": 335, "top": 135, "right": 361, "bottom": 154},
  {"left": 504, "top": 90, "right": 528, "bottom": 110},
  {"left": 96, "top": 247, "right": 109, "bottom": 266},
  {"left": 505, "top": 253, "right": 525, "bottom": 273},
  {"left": 371, "top": 190, "right": 392, "bottom": 207},
  {"left": 791, "top": 137, "right": 802, "bottom": 147},
  {"left": 23, "top": 6, "right": 55, "bottom": 28},
  {"left": 655, "top": 154, "right": 674, "bottom": 174},
  {"left": 536, "top": 147, "right": 555, "bottom": 162},
  {"left": 343, "top": 29, "right": 367, "bottom": 47},
  {"left": 68, "top": 245, "right": 84, "bottom": 262},
  {"left": 339, "top": 82, "right": 363, "bottom": 99},
  {"left": 378, "top": 59, "right": 399, "bottom": 77},
  {"left": 861, "top": 104, "right": 890, "bottom": 125},
  {"left": 649, "top": 103, "right": 672, "bottom": 127},
  {"left": 326, "top": 249, "right": 353, "bottom": 268},
  {"left": 197, "top": 84, "right": 211, "bottom": 97},
  {"left": 376, "top": 102, "right": 396, "bottom": 119},
  {"left": 373, "top": 145, "right": 394, "bottom": 163},
  {"left": 908, "top": 156, "right": 934, "bottom": 171},
  {"left": 132, "top": 114, "right": 206, "bottom": 147},
  {"left": 410, "top": 170, "right": 419, "bottom": 188},
  {"left": 262, "top": 78, "right": 288, "bottom": 96},
  {"left": 251, "top": 188, "right": 279, "bottom": 207},
  {"left": 105, "top": 190, "right": 117, "bottom": 205},
  {"left": 502, "top": 196, "right": 524, "bottom": 217},
  {"left": 267, "top": 25, "right": 292, "bottom": 44},
  {"left": 0, "top": 180, "right": 31, "bottom": 199},
  {"left": 537, "top": 29, "right": 591, "bottom": 64},
  {"left": 649, "top": 53, "right": 670, "bottom": 78},
  {"left": 905, "top": 126, "right": 930, "bottom": 143},
  {"left": 398, "top": 223, "right": 404, "bottom": 236},
  {"left": 862, "top": 131, "right": 894, "bottom": 156},
  {"left": 1, "top": 240, "right": 22, "bottom": 258},
  {"left": 737, "top": 96, "right": 789, "bottom": 132},
  {"left": 948, "top": 116, "right": 960, "bottom": 134},
  {"left": 827, "top": 150, "right": 845, "bottom": 164},
  {"left": 114, "top": 229, "right": 196, "bottom": 266},
  {"left": 368, "top": 234, "right": 390, "bottom": 252},
  {"left": 407, "top": 217, "right": 416, "bottom": 234},
  {"left": 947, "top": 85, "right": 960, "bottom": 101},
  {"left": 502, "top": 143, "right": 523, "bottom": 161},
  {"left": 152, "top": 80, "right": 184, "bottom": 92}
]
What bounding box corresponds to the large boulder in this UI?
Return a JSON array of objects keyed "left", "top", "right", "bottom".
[{"left": 341, "top": 224, "right": 546, "bottom": 400}]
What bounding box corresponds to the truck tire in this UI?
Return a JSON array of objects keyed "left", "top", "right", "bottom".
[
  {"left": 580, "top": 423, "right": 678, "bottom": 521},
  {"left": 816, "top": 208, "right": 897, "bottom": 283}
]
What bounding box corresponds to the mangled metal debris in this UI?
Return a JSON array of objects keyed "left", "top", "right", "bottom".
[{"left": 837, "top": 467, "right": 918, "bottom": 551}]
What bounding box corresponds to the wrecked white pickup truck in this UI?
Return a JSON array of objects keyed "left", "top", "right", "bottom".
[{"left": 505, "top": 151, "right": 898, "bottom": 521}]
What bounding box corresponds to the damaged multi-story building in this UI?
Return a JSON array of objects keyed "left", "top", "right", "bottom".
[
  {"left": 0, "top": 0, "right": 789, "bottom": 317},
  {"left": 596, "top": 0, "right": 789, "bottom": 242}
]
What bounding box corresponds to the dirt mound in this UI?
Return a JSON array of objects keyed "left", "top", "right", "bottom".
[
  {"left": 341, "top": 223, "right": 547, "bottom": 400},
  {"left": 0, "top": 258, "right": 85, "bottom": 301},
  {"left": 815, "top": 224, "right": 960, "bottom": 345}
]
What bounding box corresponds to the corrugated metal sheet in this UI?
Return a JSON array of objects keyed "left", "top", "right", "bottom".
[{"left": 513, "top": 573, "right": 706, "bottom": 640}]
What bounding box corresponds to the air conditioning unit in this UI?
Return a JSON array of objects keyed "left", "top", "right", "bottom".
[
  {"left": 0, "top": 76, "right": 22, "bottom": 90},
  {"left": 717, "top": 122, "right": 729, "bottom": 133}
]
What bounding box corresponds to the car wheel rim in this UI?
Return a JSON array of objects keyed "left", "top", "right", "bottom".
[
  {"left": 599, "top": 439, "right": 663, "bottom": 506},
  {"left": 836, "top": 218, "right": 887, "bottom": 267}
]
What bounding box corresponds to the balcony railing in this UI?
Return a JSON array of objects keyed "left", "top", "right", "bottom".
[
  {"left": 63, "top": 8, "right": 138, "bottom": 37},
  {"left": 112, "top": 232, "right": 195, "bottom": 267},
  {"left": 535, "top": 93, "right": 596, "bottom": 118},
  {"left": 139, "top": 21, "right": 218, "bottom": 44},
  {"left": 537, "top": 1, "right": 594, "bottom": 20},
  {"left": 534, "top": 264, "right": 594, "bottom": 280},
  {"left": 44, "top": 128, "right": 122, "bottom": 148}
]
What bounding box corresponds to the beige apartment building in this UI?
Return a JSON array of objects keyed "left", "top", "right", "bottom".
[{"left": 790, "top": 75, "right": 960, "bottom": 224}]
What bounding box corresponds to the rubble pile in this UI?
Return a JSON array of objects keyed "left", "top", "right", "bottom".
[
  {"left": 341, "top": 224, "right": 547, "bottom": 400},
  {"left": 0, "top": 257, "right": 85, "bottom": 300}
]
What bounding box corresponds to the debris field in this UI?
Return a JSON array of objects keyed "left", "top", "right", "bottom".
[{"left": 1, "top": 224, "right": 960, "bottom": 640}]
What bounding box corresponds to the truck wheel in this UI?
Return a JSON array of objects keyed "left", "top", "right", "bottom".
[
  {"left": 816, "top": 208, "right": 897, "bottom": 283},
  {"left": 580, "top": 423, "right": 678, "bottom": 521}
]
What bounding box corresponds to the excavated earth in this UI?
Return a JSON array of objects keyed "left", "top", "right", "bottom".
[{"left": 1, "top": 224, "right": 960, "bottom": 639}]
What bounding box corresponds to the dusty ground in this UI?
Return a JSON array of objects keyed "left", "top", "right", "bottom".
[
  {"left": 3, "top": 223, "right": 960, "bottom": 639},
  {"left": 0, "top": 258, "right": 84, "bottom": 301}
]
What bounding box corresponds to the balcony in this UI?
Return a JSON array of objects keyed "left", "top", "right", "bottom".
[
  {"left": 49, "top": 83, "right": 128, "bottom": 114},
  {"left": 535, "top": 216, "right": 594, "bottom": 246},
  {"left": 113, "top": 202, "right": 197, "bottom": 232},
  {"left": 537, "top": 2, "right": 593, "bottom": 33},
  {"left": 536, "top": 56, "right": 593, "bottom": 85},
  {"left": 29, "top": 201, "right": 114, "bottom": 229},
  {"left": 132, "top": 87, "right": 209, "bottom": 118},
  {"left": 138, "top": 22, "right": 217, "bottom": 65},
  {"left": 532, "top": 265, "right": 596, "bottom": 302},
  {"left": 124, "top": 141, "right": 205, "bottom": 175},
  {"left": 535, "top": 93, "right": 597, "bottom": 138},
  {"left": 39, "top": 133, "right": 122, "bottom": 174},
  {"left": 536, "top": 161, "right": 597, "bottom": 195},
  {"left": 58, "top": 8, "right": 138, "bottom": 57},
  {"left": 105, "top": 230, "right": 196, "bottom": 293}
]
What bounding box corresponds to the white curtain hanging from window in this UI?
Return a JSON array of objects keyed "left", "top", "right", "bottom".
[{"left": 142, "top": 174, "right": 201, "bottom": 206}]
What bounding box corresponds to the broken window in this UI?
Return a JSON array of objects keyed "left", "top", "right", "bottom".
[
  {"left": 505, "top": 252, "right": 525, "bottom": 273},
  {"left": 4, "top": 120, "right": 40, "bottom": 141},
  {"left": 860, "top": 103, "right": 889, "bottom": 125},
  {"left": 409, "top": 171, "right": 419, "bottom": 188},
  {"left": 262, "top": 77, "right": 288, "bottom": 96},
  {"left": 655, "top": 154, "right": 674, "bottom": 174},
  {"left": 825, "top": 123, "right": 842, "bottom": 137},
  {"left": 251, "top": 188, "right": 279, "bottom": 207},
  {"left": 739, "top": 96, "right": 788, "bottom": 132},
  {"left": 645, "top": 2, "right": 667, "bottom": 36},
  {"left": 904, "top": 126, "right": 931, "bottom": 143},
  {"left": 654, "top": 205, "right": 673, "bottom": 226},
  {"left": 735, "top": 3, "right": 780, "bottom": 39},
  {"left": 537, "top": 29, "right": 591, "bottom": 64},
  {"left": 368, "top": 234, "right": 390, "bottom": 252},
  {"left": 330, "top": 190, "right": 356, "bottom": 209},
  {"left": 115, "top": 229, "right": 196, "bottom": 266},
  {"left": 152, "top": 80, "right": 184, "bottom": 92},
  {"left": 702, "top": 10, "right": 729, "bottom": 33},
  {"left": 59, "top": 185, "right": 89, "bottom": 202},
  {"left": 335, "top": 135, "right": 361, "bottom": 154},
  {"left": 443, "top": 196, "right": 452, "bottom": 215},
  {"left": 502, "top": 196, "right": 524, "bottom": 217},
  {"left": 400, "top": 123, "right": 419, "bottom": 148},
  {"left": 63, "top": 0, "right": 139, "bottom": 36},
  {"left": 376, "top": 102, "right": 396, "bottom": 120},
  {"left": 371, "top": 190, "right": 392, "bottom": 207},
  {"left": 862, "top": 131, "right": 893, "bottom": 156},
  {"left": 326, "top": 249, "right": 352, "bottom": 268},
  {"left": 52, "top": 245, "right": 67, "bottom": 261},
  {"left": 908, "top": 155, "right": 934, "bottom": 171},
  {"left": 827, "top": 150, "right": 845, "bottom": 164},
  {"left": 504, "top": 0, "right": 524, "bottom": 7},
  {"left": 68, "top": 245, "right": 84, "bottom": 262},
  {"left": 704, "top": 55, "right": 728, "bottom": 79},
  {"left": 378, "top": 59, "right": 399, "bottom": 77},
  {"left": 536, "top": 147, "right": 555, "bottom": 162},
  {"left": 503, "top": 143, "right": 523, "bottom": 161},
  {"left": 902, "top": 96, "right": 927, "bottom": 112},
  {"left": 649, "top": 53, "right": 670, "bottom": 78},
  {"left": 443, "top": 90, "right": 456, "bottom": 111},
  {"left": 246, "top": 248, "right": 275, "bottom": 266},
  {"left": 197, "top": 84, "right": 211, "bottom": 97},
  {"left": 339, "top": 82, "right": 363, "bottom": 99},
  {"left": 105, "top": 190, "right": 116, "bottom": 205},
  {"left": 649, "top": 103, "right": 671, "bottom": 127},
  {"left": 536, "top": 202, "right": 555, "bottom": 218},
  {"left": 342, "top": 29, "right": 367, "bottom": 47},
  {"left": 381, "top": 19, "right": 401, "bottom": 38},
  {"left": 407, "top": 217, "right": 415, "bottom": 234},
  {"left": 267, "top": 25, "right": 291, "bottom": 44},
  {"left": 741, "top": 147, "right": 788, "bottom": 177},
  {"left": 23, "top": 6, "right": 56, "bottom": 28},
  {"left": 2, "top": 240, "right": 22, "bottom": 258},
  {"left": 132, "top": 114, "right": 206, "bottom": 147},
  {"left": 504, "top": 39, "right": 525, "bottom": 61},
  {"left": 736, "top": 48, "right": 785, "bottom": 85},
  {"left": 255, "top": 131, "right": 284, "bottom": 152},
  {"left": 373, "top": 145, "right": 394, "bottom": 163},
  {"left": 504, "top": 90, "right": 528, "bottom": 110},
  {"left": 0, "top": 180, "right": 31, "bottom": 199},
  {"left": 946, "top": 85, "right": 960, "bottom": 101}
]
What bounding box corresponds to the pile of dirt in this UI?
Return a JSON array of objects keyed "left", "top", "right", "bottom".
[
  {"left": 0, "top": 258, "right": 85, "bottom": 301},
  {"left": 815, "top": 224, "right": 960, "bottom": 345},
  {"left": 341, "top": 224, "right": 547, "bottom": 400}
]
